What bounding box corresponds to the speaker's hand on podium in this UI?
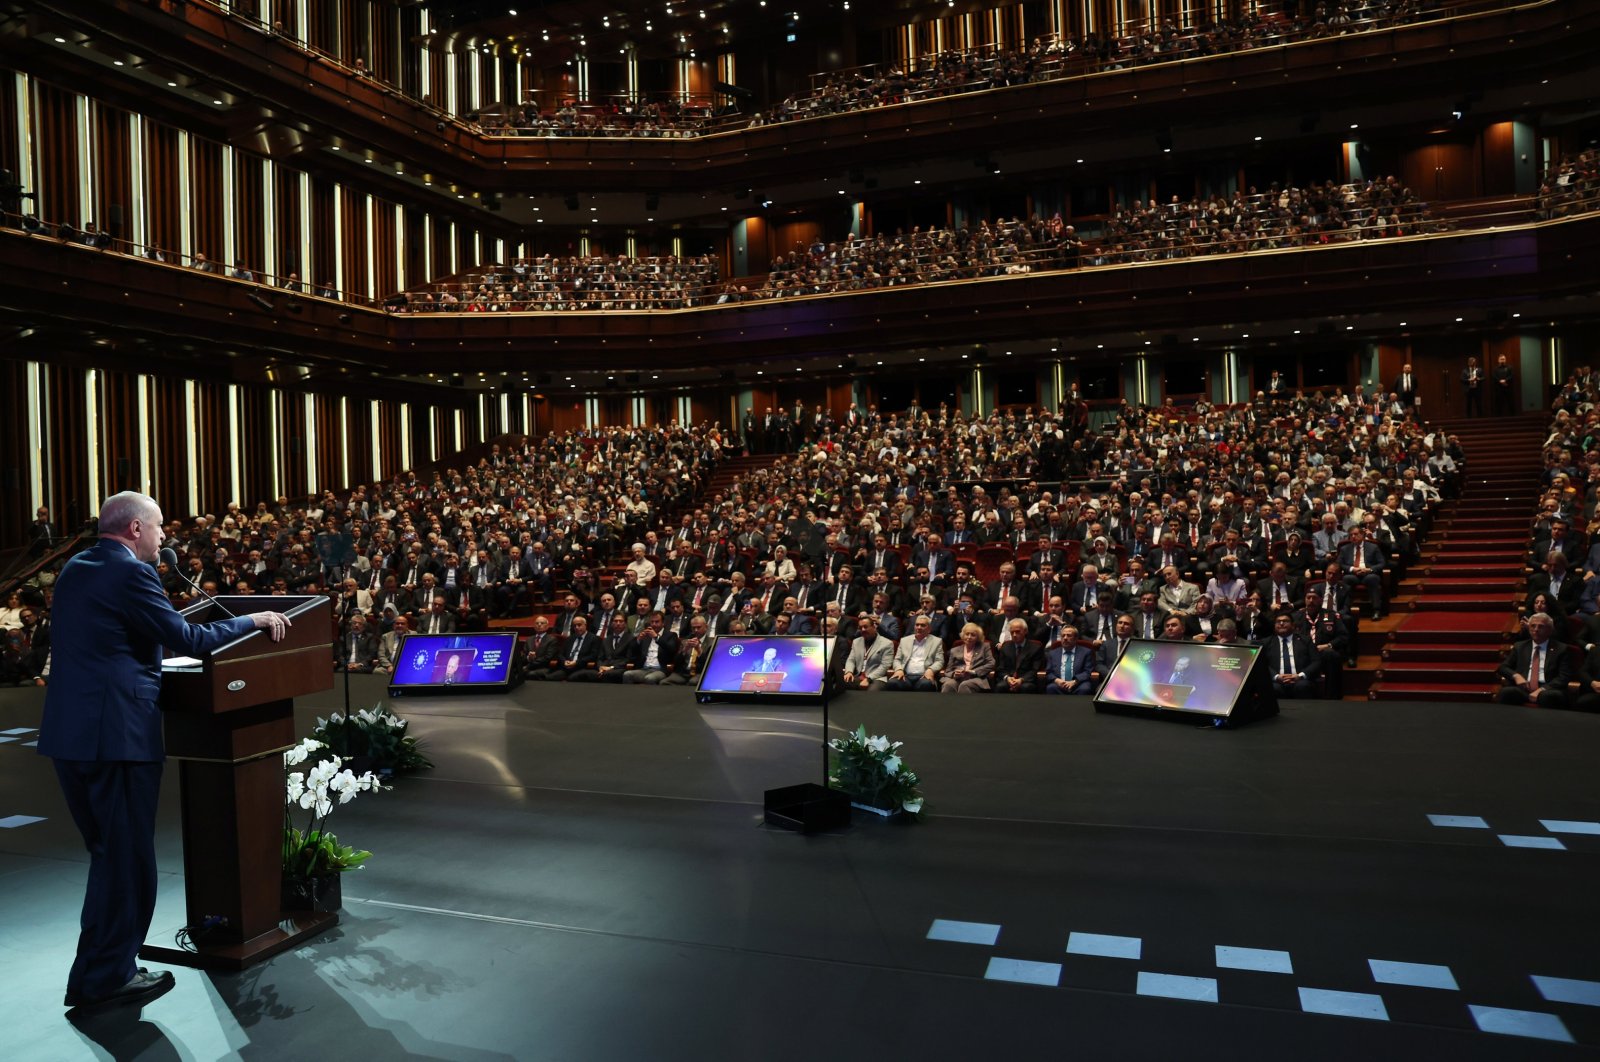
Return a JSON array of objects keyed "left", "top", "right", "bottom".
[{"left": 250, "top": 612, "right": 294, "bottom": 642}]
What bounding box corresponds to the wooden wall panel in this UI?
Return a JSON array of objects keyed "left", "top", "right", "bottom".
[
  {"left": 233, "top": 152, "right": 265, "bottom": 275},
  {"left": 90, "top": 102, "right": 131, "bottom": 244},
  {"left": 144, "top": 123, "right": 181, "bottom": 261},
  {"left": 372, "top": 198, "right": 397, "bottom": 298},
  {"left": 31, "top": 81, "right": 78, "bottom": 227},
  {"left": 0, "top": 361, "right": 28, "bottom": 546},
  {"left": 309, "top": 176, "right": 337, "bottom": 293},
  {"left": 190, "top": 138, "right": 225, "bottom": 264},
  {"left": 340, "top": 186, "right": 368, "bottom": 300},
  {"left": 273, "top": 164, "right": 303, "bottom": 283},
  {"left": 0, "top": 76, "right": 18, "bottom": 184}
]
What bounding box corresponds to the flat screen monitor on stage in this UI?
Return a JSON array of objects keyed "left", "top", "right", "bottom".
[
  {"left": 388, "top": 632, "right": 519, "bottom": 694},
  {"left": 697, "top": 636, "right": 828, "bottom": 698},
  {"left": 1096, "top": 639, "right": 1277, "bottom": 724}
]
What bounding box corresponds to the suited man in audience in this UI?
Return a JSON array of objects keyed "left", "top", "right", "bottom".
[
  {"left": 1527, "top": 551, "right": 1582, "bottom": 616},
  {"left": 374, "top": 614, "right": 412, "bottom": 673},
  {"left": 1044, "top": 625, "right": 1096, "bottom": 695},
  {"left": 662, "top": 615, "right": 712, "bottom": 686},
  {"left": 1337, "top": 526, "right": 1387, "bottom": 620},
  {"left": 1258, "top": 560, "right": 1303, "bottom": 620},
  {"left": 1496, "top": 612, "right": 1570, "bottom": 709},
  {"left": 993, "top": 619, "right": 1044, "bottom": 694},
  {"left": 1569, "top": 640, "right": 1600, "bottom": 713},
  {"left": 1264, "top": 612, "right": 1321, "bottom": 698},
  {"left": 1295, "top": 588, "right": 1349, "bottom": 698},
  {"left": 518, "top": 617, "right": 561, "bottom": 680},
  {"left": 842, "top": 614, "right": 895, "bottom": 691},
  {"left": 1099, "top": 613, "right": 1135, "bottom": 683},
  {"left": 571, "top": 612, "right": 634, "bottom": 683},
  {"left": 1461, "top": 356, "right": 1485, "bottom": 416},
  {"left": 335, "top": 611, "right": 379, "bottom": 672},
  {"left": 826, "top": 566, "right": 865, "bottom": 616},
  {"left": 417, "top": 594, "right": 456, "bottom": 634},
  {"left": 1026, "top": 536, "right": 1069, "bottom": 578},
  {"left": 623, "top": 611, "right": 680, "bottom": 684},
  {"left": 885, "top": 614, "right": 945, "bottom": 692},
  {"left": 1491, "top": 353, "right": 1516, "bottom": 415},
  {"left": 986, "top": 562, "right": 1030, "bottom": 617},
  {"left": 1391, "top": 362, "right": 1419, "bottom": 417},
  {"left": 549, "top": 614, "right": 600, "bottom": 680}
]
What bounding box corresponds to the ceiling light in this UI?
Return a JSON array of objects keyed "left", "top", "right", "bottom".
[
  {"left": 330, "top": 145, "right": 339, "bottom": 151},
  {"left": 53, "top": 36, "right": 65, "bottom": 43},
  {"left": 1254, "top": 135, "right": 1263, "bottom": 141},
  {"left": 213, "top": 99, "right": 224, "bottom": 105},
  {"left": 113, "top": 60, "right": 124, "bottom": 66},
  {"left": 1349, "top": 123, "right": 1359, "bottom": 129},
  {"left": 913, "top": 179, "right": 922, "bottom": 185},
  {"left": 167, "top": 81, "right": 176, "bottom": 87},
  {"left": 1455, "top": 317, "right": 1464, "bottom": 322}
]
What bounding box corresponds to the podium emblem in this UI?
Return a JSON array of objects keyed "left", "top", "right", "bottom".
[{"left": 227, "top": 679, "right": 247, "bottom": 692}]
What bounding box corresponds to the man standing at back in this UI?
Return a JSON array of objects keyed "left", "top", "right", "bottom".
[{"left": 38, "top": 491, "right": 292, "bottom": 1012}]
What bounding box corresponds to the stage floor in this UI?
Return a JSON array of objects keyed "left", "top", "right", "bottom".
[{"left": 1, "top": 679, "right": 1597, "bottom": 1060}]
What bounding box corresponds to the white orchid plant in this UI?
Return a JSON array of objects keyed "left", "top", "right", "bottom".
[
  {"left": 282, "top": 737, "right": 388, "bottom": 880},
  {"left": 828, "top": 725, "right": 924, "bottom": 815},
  {"left": 311, "top": 706, "right": 433, "bottom": 776}
]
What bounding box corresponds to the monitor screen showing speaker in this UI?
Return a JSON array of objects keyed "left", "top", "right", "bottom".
[
  {"left": 696, "top": 636, "right": 828, "bottom": 696},
  {"left": 389, "top": 632, "right": 518, "bottom": 689},
  {"left": 1097, "top": 639, "right": 1264, "bottom": 718}
]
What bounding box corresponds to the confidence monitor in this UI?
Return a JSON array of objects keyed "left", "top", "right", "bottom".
[
  {"left": 1095, "top": 638, "right": 1278, "bottom": 726},
  {"left": 697, "top": 635, "right": 828, "bottom": 704},
  {"left": 388, "top": 631, "right": 519, "bottom": 696}
]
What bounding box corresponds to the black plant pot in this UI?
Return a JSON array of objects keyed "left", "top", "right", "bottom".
[{"left": 282, "top": 873, "right": 342, "bottom": 913}]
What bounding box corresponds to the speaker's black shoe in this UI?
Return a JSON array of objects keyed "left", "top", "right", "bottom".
[{"left": 65, "top": 969, "right": 175, "bottom": 1011}]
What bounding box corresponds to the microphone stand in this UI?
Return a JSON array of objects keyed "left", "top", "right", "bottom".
[{"left": 162, "top": 549, "right": 239, "bottom": 619}]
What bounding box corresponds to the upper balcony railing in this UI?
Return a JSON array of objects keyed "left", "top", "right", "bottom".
[{"left": 3, "top": 151, "right": 1593, "bottom": 318}]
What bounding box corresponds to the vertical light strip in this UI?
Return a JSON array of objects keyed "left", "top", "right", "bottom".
[
  {"left": 14, "top": 73, "right": 36, "bottom": 217},
  {"left": 177, "top": 130, "right": 192, "bottom": 260},
  {"left": 395, "top": 204, "right": 406, "bottom": 290},
  {"left": 219, "top": 146, "right": 234, "bottom": 271},
  {"left": 494, "top": 237, "right": 504, "bottom": 265},
  {"left": 304, "top": 393, "right": 317, "bottom": 493},
  {"left": 85, "top": 370, "right": 101, "bottom": 516},
  {"left": 129, "top": 113, "right": 146, "bottom": 250},
  {"left": 296, "top": 0, "right": 309, "bottom": 45},
  {"left": 677, "top": 395, "right": 691, "bottom": 425},
  {"left": 429, "top": 409, "right": 439, "bottom": 461},
  {"left": 401, "top": 403, "right": 413, "bottom": 469},
  {"left": 475, "top": 230, "right": 483, "bottom": 267},
  {"left": 228, "top": 384, "right": 242, "bottom": 505},
  {"left": 419, "top": 12, "right": 431, "bottom": 93},
  {"left": 478, "top": 394, "right": 487, "bottom": 443},
  {"left": 365, "top": 194, "right": 376, "bottom": 299},
  {"left": 423, "top": 214, "right": 433, "bottom": 281},
  {"left": 268, "top": 390, "right": 281, "bottom": 502},
  {"left": 184, "top": 378, "right": 200, "bottom": 516},
  {"left": 262, "top": 159, "right": 276, "bottom": 279},
  {"left": 628, "top": 53, "right": 639, "bottom": 103},
  {"left": 76, "top": 96, "right": 93, "bottom": 228},
  {"left": 370, "top": 399, "right": 382, "bottom": 480},
  {"left": 499, "top": 393, "right": 509, "bottom": 434},
  {"left": 298, "top": 171, "right": 311, "bottom": 287},
  {"left": 471, "top": 50, "right": 482, "bottom": 110},
  {"left": 137, "top": 375, "right": 152, "bottom": 496},
  {"left": 25, "top": 363, "right": 44, "bottom": 515},
  {"left": 339, "top": 397, "right": 350, "bottom": 487},
  {"left": 578, "top": 58, "right": 589, "bottom": 103},
  {"left": 631, "top": 396, "right": 645, "bottom": 426},
  {"left": 446, "top": 52, "right": 458, "bottom": 114},
  {"left": 454, "top": 408, "right": 464, "bottom": 450},
  {"left": 672, "top": 236, "right": 683, "bottom": 257},
  {"left": 333, "top": 187, "right": 345, "bottom": 295},
  {"left": 676, "top": 59, "right": 688, "bottom": 103},
  {"left": 524, "top": 395, "right": 533, "bottom": 436},
  {"left": 449, "top": 221, "right": 458, "bottom": 274},
  {"left": 626, "top": 235, "right": 636, "bottom": 258}
]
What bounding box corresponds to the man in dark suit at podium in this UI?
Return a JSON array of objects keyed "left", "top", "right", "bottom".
[{"left": 37, "top": 491, "right": 291, "bottom": 1012}]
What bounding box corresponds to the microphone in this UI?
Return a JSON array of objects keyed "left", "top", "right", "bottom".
[{"left": 161, "top": 547, "right": 239, "bottom": 618}]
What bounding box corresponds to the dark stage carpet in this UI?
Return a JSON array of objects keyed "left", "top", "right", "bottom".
[{"left": 1, "top": 679, "right": 1597, "bottom": 1060}]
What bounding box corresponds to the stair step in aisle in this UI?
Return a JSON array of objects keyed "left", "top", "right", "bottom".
[{"left": 1365, "top": 412, "right": 1546, "bottom": 702}]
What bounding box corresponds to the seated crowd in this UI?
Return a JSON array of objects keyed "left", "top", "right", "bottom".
[
  {"left": 397, "top": 255, "right": 720, "bottom": 313},
  {"left": 749, "top": 2, "right": 1445, "bottom": 129},
  {"left": 1504, "top": 379, "right": 1600, "bottom": 710},
  {"left": 483, "top": 98, "right": 716, "bottom": 139},
  {"left": 1536, "top": 148, "right": 1600, "bottom": 221},
  {"left": 1, "top": 422, "right": 727, "bottom": 684}
]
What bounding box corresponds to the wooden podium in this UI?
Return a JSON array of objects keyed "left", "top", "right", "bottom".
[{"left": 139, "top": 594, "right": 336, "bottom": 970}]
